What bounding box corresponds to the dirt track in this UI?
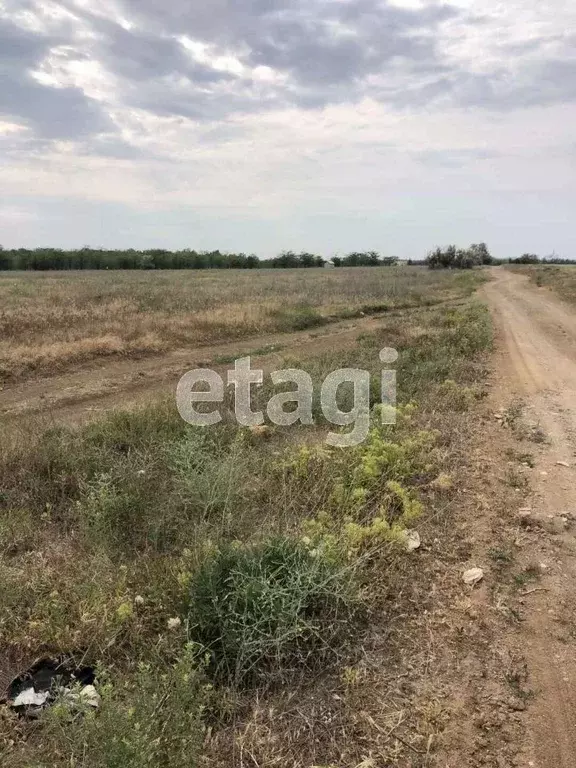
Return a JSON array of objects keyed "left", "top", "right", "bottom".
[
  {"left": 483, "top": 268, "right": 576, "bottom": 768},
  {"left": 0, "top": 313, "right": 389, "bottom": 426}
]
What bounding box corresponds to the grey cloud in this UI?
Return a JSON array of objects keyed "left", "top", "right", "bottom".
[
  {"left": 116, "top": 0, "right": 457, "bottom": 86},
  {"left": 3, "top": 0, "right": 576, "bottom": 150},
  {"left": 62, "top": 7, "right": 233, "bottom": 86},
  {"left": 0, "top": 16, "right": 49, "bottom": 64},
  {"left": 103, "top": 0, "right": 576, "bottom": 116},
  {"left": 77, "top": 137, "right": 150, "bottom": 160},
  {"left": 0, "top": 18, "right": 113, "bottom": 139},
  {"left": 82, "top": 0, "right": 460, "bottom": 116},
  {"left": 441, "top": 58, "right": 576, "bottom": 111}
]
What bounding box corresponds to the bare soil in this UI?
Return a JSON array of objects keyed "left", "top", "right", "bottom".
[{"left": 477, "top": 268, "right": 576, "bottom": 767}]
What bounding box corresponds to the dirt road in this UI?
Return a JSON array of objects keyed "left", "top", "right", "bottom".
[
  {"left": 0, "top": 313, "right": 388, "bottom": 426},
  {"left": 483, "top": 268, "right": 576, "bottom": 768}
]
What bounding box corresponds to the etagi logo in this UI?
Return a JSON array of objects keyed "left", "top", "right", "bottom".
[{"left": 176, "top": 348, "right": 398, "bottom": 447}]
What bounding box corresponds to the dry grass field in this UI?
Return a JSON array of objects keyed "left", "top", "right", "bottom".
[
  {"left": 516, "top": 264, "right": 576, "bottom": 303},
  {"left": 1, "top": 267, "right": 502, "bottom": 767},
  {"left": 0, "top": 267, "right": 479, "bottom": 383}
]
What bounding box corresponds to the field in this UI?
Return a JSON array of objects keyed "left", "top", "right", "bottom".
[
  {"left": 0, "top": 266, "right": 497, "bottom": 766},
  {"left": 0, "top": 267, "right": 479, "bottom": 383},
  {"left": 514, "top": 263, "right": 576, "bottom": 303}
]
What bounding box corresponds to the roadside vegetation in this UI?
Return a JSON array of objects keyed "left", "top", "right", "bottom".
[
  {"left": 0, "top": 267, "right": 479, "bottom": 384},
  {"left": 517, "top": 264, "right": 576, "bottom": 303},
  {"left": 0, "top": 266, "right": 493, "bottom": 766}
]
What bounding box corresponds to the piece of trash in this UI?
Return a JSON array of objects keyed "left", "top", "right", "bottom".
[
  {"left": 556, "top": 461, "right": 570, "bottom": 468},
  {"left": 167, "top": 617, "right": 182, "bottom": 630},
  {"left": 12, "top": 688, "right": 50, "bottom": 708},
  {"left": 405, "top": 530, "right": 421, "bottom": 552},
  {"left": 61, "top": 684, "right": 101, "bottom": 710},
  {"left": 463, "top": 567, "right": 484, "bottom": 586},
  {"left": 134, "top": 594, "right": 145, "bottom": 605},
  {"left": 7, "top": 657, "right": 96, "bottom": 717}
]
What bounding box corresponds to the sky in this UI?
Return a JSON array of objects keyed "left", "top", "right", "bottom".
[{"left": 0, "top": 0, "right": 575, "bottom": 259}]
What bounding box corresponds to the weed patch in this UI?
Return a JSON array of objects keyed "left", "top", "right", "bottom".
[{"left": 188, "top": 537, "right": 357, "bottom": 686}]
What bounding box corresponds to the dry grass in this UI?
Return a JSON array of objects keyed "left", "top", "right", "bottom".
[
  {"left": 514, "top": 264, "right": 576, "bottom": 302},
  {"left": 0, "top": 274, "right": 495, "bottom": 766},
  {"left": 0, "top": 268, "right": 481, "bottom": 382}
]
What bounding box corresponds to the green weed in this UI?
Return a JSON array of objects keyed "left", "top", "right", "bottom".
[{"left": 188, "top": 537, "right": 357, "bottom": 685}]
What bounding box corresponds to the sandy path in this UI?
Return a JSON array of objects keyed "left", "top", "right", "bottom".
[
  {"left": 0, "top": 313, "right": 392, "bottom": 426},
  {"left": 483, "top": 268, "right": 576, "bottom": 767}
]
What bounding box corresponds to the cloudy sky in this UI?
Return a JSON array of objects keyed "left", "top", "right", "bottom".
[{"left": 0, "top": 0, "right": 574, "bottom": 258}]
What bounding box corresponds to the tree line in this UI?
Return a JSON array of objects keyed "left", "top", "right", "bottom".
[
  {"left": 0, "top": 247, "right": 402, "bottom": 271},
  {"left": 425, "top": 245, "right": 576, "bottom": 269},
  {"left": 508, "top": 254, "right": 576, "bottom": 265},
  {"left": 425, "top": 243, "right": 493, "bottom": 269}
]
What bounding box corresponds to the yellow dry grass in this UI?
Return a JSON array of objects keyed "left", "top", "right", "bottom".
[{"left": 0, "top": 267, "right": 478, "bottom": 381}]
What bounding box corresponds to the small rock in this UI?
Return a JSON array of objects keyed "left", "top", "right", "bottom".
[
  {"left": 507, "top": 697, "right": 526, "bottom": 712},
  {"left": 167, "top": 617, "right": 182, "bottom": 630},
  {"left": 556, "top": 461, "right": 570, "bottom": 468},
  {"left": 463, "top": 567, "right": 485, "bottom": 586},
  {"left": 405, "top": 530, "right": 421, "bottom": 552}
]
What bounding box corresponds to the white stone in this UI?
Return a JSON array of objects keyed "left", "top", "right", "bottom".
[
  {"left": 463, "top": 567, "right": 485, "bottom": 586},
  {"left": 405, "top": 530, "right": 421, "bottom": 552}
]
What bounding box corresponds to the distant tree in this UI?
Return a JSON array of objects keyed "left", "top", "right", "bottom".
[
  {"left": 270, "top": 251, "right": 299, "bottom": 268},
  {"left": 367, "top": 250, "right": 380, "bottom": 266},
  {"left": 0, "top": 246, "right": 12, "bottom": 270},
  {"left": 269, "top": 251, "right": 323, "bottom": 268},
  {"left": 469, "top": 242, "right": 493, "bottom": 265},
  {"left": 341, "top": 251, "right": 384, "bottom": 266},
  {"left": 511, "top": 253, "right": 540, "bottom": 264},
  {"left": 426, "top": 244, "right": 484, "bottom": 270}
]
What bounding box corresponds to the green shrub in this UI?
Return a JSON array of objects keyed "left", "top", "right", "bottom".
[
  {"left": 188, "top": 537, "right": 357, "bottom": 685},
  {"left": 166, "top": 432, "right": 246, "bottom": 522}
]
